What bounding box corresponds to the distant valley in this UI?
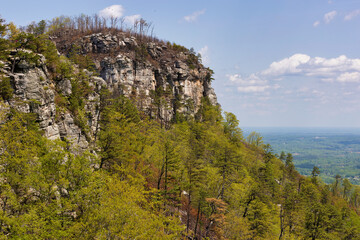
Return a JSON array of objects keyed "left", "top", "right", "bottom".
[{"left": 244, "top": 127, "right": 360, "bottom": 184}]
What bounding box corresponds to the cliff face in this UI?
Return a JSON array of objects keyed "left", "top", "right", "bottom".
[
  {"left": 57, "top": 32, "right": 218, "bottom": 120},
  {"left": 1, "top": 50, "right": 90, "bottom": 149},
  {"left": 1, "top": 32, "right": 217, "bottom": 149}
]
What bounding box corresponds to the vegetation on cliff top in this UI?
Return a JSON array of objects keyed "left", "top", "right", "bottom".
[{"left": 0, "top": 16, "right": 360, "bottom": 240}]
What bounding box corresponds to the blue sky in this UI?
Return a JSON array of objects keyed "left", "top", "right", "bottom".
[{"left": 1, "top": 0, "right": 360, "bottom": 127}]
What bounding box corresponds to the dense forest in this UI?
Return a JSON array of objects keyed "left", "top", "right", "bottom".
[{"left": 0, "top": 15, "right": 360, "bottom": 239}]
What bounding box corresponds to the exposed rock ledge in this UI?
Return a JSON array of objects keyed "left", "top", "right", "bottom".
[{"left": 1, "top": 33, "right": 218, "bottom": 150}]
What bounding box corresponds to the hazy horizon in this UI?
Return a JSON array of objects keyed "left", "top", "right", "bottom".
[{"left": 242, "top": 126, "right": 360, "bottom": 135}]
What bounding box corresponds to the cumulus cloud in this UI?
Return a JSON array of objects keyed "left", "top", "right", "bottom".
[
  {"left": 184, "top": 9, "right": 206, "bottom": 22},
  {"left": 229, "top": 73, "right": 267, "bottom": 85},
  {"left": 237, "top": 86, "right": 270, "bottom": 93},
  {"left": 99, "top": 5, "right": 124, "bottom": 18},
  {"left": 124, "top": 14, "right": 141, "bottom": 25},
  {"left": 337, "top": 72, "right": 360, "bottom": 83},
  {"left": 227, "top": 74, "right": 271, "bottom": 93},
  {"left": 345, "top": 9, "right": 360, "bottom": 21},
  {"left": 198, "top": 46, "right": 210, "bottom": 65},
  {"left": 324, "top": 10, "right": 337, "bottom": 24},
  {"left": 228, "top": 54, "right": 360, "bottom": 95},
  {"left": 262, "top": 54, "right": 311, "bottom": 76},
  {"left": 313, "top": 21, "right": 320, "bottom": 27},
  {"left": 261, "top": 54, "right": 360, "bottom": 82}
]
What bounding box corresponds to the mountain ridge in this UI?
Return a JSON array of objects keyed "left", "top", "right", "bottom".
[{"left": 0, "top": 16, "right": 360, "bottom": 240}]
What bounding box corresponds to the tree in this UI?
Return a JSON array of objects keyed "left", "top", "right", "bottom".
[
  {"left": 0, "top": 17, "right": 9, "bottom": 60},
  {"left": 247, "top": 131, "right": 263, "bottom": 148},
  {"left": 332, "top": 174, "right": 342, "bottom": 196},
  {"left": 279, "top": 151, "right": 286, "bottom": 162},
  {"left": 182, "top": 122, "right": 206, "bottom": 233},
  {"left": 98, "top": 98, "right": 141, "bottom": 172},
  {"left": 285, "top": 153, "right": 295, "bottom": 180},
  {"left": 27, "top": 20, "right": 47, "bottom": 36},
  {"left": 311, "top": 166, "right": 320, "bottom": 184},
  {"left": 342, "top": 178, "right": 352, "bottom": 200},
  {"left": 156, "top": 131, "right": 181, "bottom": 203},
  {"left": 0, "top": 77, "right": 13, "bottom": 101},
  {"left": 223, "top": 112, "right": 243, "bottom": 144}
]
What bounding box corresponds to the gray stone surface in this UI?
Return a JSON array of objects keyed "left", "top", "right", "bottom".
[{"left": 1, "top": 33, "right": 218, "bottom": 150}]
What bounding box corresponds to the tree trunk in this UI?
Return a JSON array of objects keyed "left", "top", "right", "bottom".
[
  {"left": 279, "top": 205, "right": 284, "bottom": 239},
  {"left": 194, "top": 202, "right": 201, "bottom": 238},
  {"left": 186, "top": 192, "right": 191, "bottom": 233}
]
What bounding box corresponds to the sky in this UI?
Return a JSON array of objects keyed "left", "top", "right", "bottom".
[{"left": 1, "top": 0, "right": 360, "bottom": 127}]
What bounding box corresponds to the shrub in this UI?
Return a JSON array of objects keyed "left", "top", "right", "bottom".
[{"left": 0, "top": 77, "right": 13, "bottom": 101}]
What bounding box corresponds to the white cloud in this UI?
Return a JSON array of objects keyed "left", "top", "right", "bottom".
[
  {"left": 261, "top": 54, "right": 360, "bottom": 81},
  {"left": 198, "top": 46, "right": 210, "bottom": 65},
  {"left": 345, "top": 9, "right": 360, "bottom": 21},
  {"left": 99, "top": 5, "right": 124, "bottom": 18},
  {"left": 227, "top": 74, "right": 271, "bottom": 93},
  {"left": 337, "top": 72, "right": 360, "bottom": 83},
  {"left": 228, "top": 54, "right": 360, "bottom": 96},
  {"left": 228, "top": 73, "right": 265, "bottom": 85},
  {"left": 324, "top": 10, "right": 337, "bottom": 24},
  {"left": 184, "top": 9, "right": 206, "bottom": 22},
  {"left": 313, "top": 21, "right": 320, "bottom": 27},
  {"left": 262, "top": 54, "right": 311, "bottom": 76},
  {"left": 124, "top": 14, "right": 142, "bottom": 25},
  {"left": 237, "top": 85, "right": 270, "bottom": 93}
]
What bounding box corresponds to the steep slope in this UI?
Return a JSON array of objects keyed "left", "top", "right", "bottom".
[
  {"left": 1, "top": 30, "right": 217, "bottom": 150},
  {"left": 1, "top": 17, "right": 360, "bottom": 240}
]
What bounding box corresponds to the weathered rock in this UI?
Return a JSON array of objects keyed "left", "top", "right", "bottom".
[
  {"left": 6, "top": 58, "right": 60, "bottom": 140},
  {"left": 57, "top": 112, "right": 88, "bottom": 149},
  {"left": 1, "top": 33, "right": 219, "bottom": 151},
  {"left": 57, "top": 79, "right": 72, "bottom": 96},
  {"left": 1, "top": 50, "right": 88, "bottom": 149},
  {"left": 75, "top": 32, "right": 220, "bottom": 122}
]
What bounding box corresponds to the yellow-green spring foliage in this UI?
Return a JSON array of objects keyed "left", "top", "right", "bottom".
[{"left": 0, "top": 16, "right": 360, "bottom": 240}]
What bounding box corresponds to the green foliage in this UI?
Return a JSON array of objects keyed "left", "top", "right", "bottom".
[
  {"left": 67, "top": 71, "right": 93, "bottom": 140},
  {"left": 9, "top": 48, "right": 42, "bottom": 73},
  {"left": 0, "top": 108, "right": 183, "bottom": 239},
  {"left": 195, "top": 96, "right": 222, "bottom": 123},
  {"left": 135, "top": 43, "right": 149, "bottom": 62},
  {"left": 0, "top": 17, "right": 9, "bottom": 61},
  {"left": 1, "top": 93, "right": 360, "bottom": 239},
  {"left": 47, "top": 16, "right": 72, "bottom": 33},
  {"left": 223, "top": 111, "right": 243, "bottom": 144},
  {"left": 56, "top": 56, "right": 73, "bottom": 80},
  {"left": 6, "top": 21, "right": 61, "bottom": 74},
  {"left": 247, "top": 131, "right": 264, "bottom": 148},
  {"left": 27, "top": 20, "right": 47, "bottom": 36},
  {"left": 170, "top": 42, "right": 188, "bottom": 52},
  {"left": 0, "top": 16, "right": 359, "bottom": 240},
  {"left": 68, "top": 44, "right": 96, "bottom": 72},
  {"left": 205, "top": 67, "right": 215, "bottom": 82},
  {"left": 0, "top": 76, "right": 13, "bottom": 101}
]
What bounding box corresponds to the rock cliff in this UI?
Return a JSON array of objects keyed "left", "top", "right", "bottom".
[{"left": 0, "top": 32, "right": 218, "bottom": 149}]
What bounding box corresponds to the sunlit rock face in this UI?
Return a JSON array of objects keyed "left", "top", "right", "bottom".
[{"left": 1, "top": 33, "right": 218, "bottom": 150}]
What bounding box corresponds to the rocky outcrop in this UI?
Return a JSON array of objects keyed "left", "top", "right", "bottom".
[
  {"left": 1, "top": 50, "right": 59, "bottom": 139},
  {"left": 1, "top": 32, "right": 218, "bottom": 150},
  {"left": 59, "top": 32, "right": 218, "bottom": 121},
  {"left": 1, "top": 50, "right": 88, "bottom": 149}
]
